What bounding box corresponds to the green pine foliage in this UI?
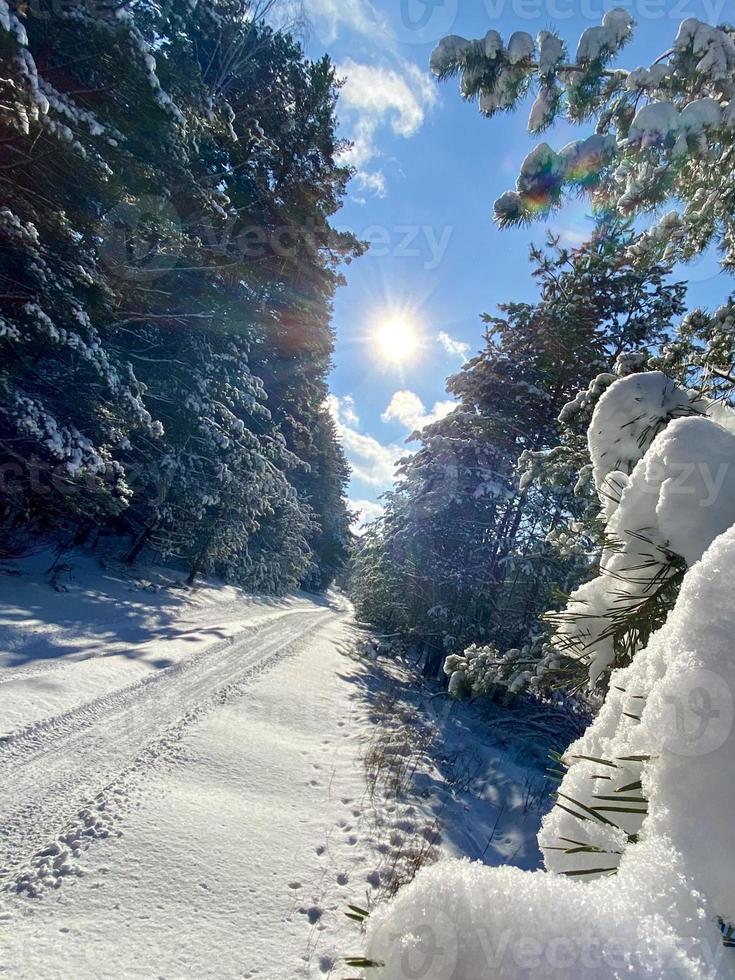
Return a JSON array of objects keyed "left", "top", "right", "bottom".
[{"left": 0, "top": 1, "right": 360, "bottom": 591}]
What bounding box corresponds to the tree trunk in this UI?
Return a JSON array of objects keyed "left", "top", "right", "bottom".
[
  {"left": 124, "top": 522, "right": 156, "bottom": 566},
  {"left": 187, "top": 535, "right": 213, "bottom": 587},
  {"left": 423, "top": 641, "right": 445, "bottom": 680}
]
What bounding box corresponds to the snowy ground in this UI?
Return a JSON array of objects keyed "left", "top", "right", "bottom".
[
  {"left": 0, "top": 553, "right": 551, "bottom": 978},
  {"left": 0, "top": 551, "right": 331, "bottom": 733}
]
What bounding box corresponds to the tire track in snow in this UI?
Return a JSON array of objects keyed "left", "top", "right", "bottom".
[
  {"left": 0, "top": 606, "right": 327, "bottom": 762},
  {"left": 0, "top": 600, "right": 315, "bottom": 686},
  {"left": 0, "top": 608, "right": 335, "bottom": 896}
]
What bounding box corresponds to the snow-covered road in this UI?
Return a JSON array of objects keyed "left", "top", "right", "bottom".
[
  {"left": 0, "top": 607, "right": 333, "bottom": 895},
  {"left": 0, "top": 587, "right": 378, "bottom": 978},
  {"left": 0, "top": 558, "right": 553, "bottom": 978}
]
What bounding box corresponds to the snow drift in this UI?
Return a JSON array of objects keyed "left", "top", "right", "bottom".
[{"left": 366, "top": 526, "right": 735, "bottom": 978}]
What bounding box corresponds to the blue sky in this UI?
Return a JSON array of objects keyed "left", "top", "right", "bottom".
[{"left": 300, "top": 0, "right": 732, "bottom": 528}]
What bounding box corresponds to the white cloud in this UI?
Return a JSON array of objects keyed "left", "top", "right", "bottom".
[
  {"left": 307, "top": 0, "right": 388, "bottom": 44},
  {"left": 337, "top": 59, "right": 437, "bottom": 195},
  {"left": 327, "top": 395, "right": 405, "bottom": 488},
  {"left": 349, "top": 498, "right": 384, "bottom": 533},
  {"left": 338, "top": 60, "right": 436, "bottom": 155},
  {"left": 437, "top": 331, "right": 471, "bottom": 363},
  {"left": 340, "top": 426, "right": 402, "bottom": 485},
  {"left": 340, "top": 393, "right": 360, "bottom": 426},
  {"left": 327, "top": 393, "right": 359, "bottom": 426},
  {"left": 381, "top": 390, "right": 455, "bottom": 434},
  {"left": 352, "top": 169, "right": 387, "bottom": 199}
]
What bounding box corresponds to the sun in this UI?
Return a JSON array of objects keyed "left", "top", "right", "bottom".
[{"left": 374, "top": 315, "right": 420, "bottom": 365}]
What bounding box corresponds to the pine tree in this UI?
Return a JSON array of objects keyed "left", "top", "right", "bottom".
[
  {"left": 0, "top": 2, "right": 163, "bottom": 534},
  {"left": 0, "top": 1, "right": 360, "bottom": 591},
  {"left": 351, "top": 225, "right": 685, "bottom": 674}
]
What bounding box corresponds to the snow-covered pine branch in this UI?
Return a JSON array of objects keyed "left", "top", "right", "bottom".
[
  {"left": 366, "top": 523, "right": 735, "bottom": 977},
  {"left": 431, "top": 12, "right": 735, "bottom": 269},
  {"left": 366, "top": 370, "right": 735, "bottom": 977}
]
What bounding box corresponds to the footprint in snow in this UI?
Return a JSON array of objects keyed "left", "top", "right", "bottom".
[{"left": 300, "top": 906, "right": 323, "bottom": 925}]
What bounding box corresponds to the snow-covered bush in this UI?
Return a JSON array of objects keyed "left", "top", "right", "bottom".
[
  {"left": 480, "top": 371, "right": 735, "bottom": 701},
  {"left": 445, "top": 643, "right": 498, "bottom": 698},
  {"left": 365, "top": 455, "right": 735, "bottom": 980},
  {"left": 445, "top": 638, "right": 552, "bottom": 699}
]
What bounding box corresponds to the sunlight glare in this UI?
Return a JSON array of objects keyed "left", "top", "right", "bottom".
[{"left": 375, "top": 315, "right": 420, "bottom": 365}]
